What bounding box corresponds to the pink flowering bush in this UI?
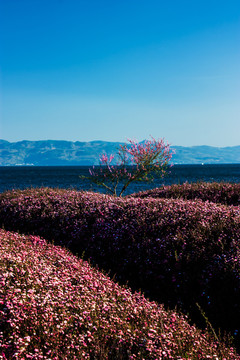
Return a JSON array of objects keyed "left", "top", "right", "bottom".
[
  {"left": 1, "top": 229, "right": 239, "bottom": 359},
  {"left": 0, "top": 186, "right": 240, "bottom": 350},
  {"left": 86, "top": 137, "right": 173, "bottom": 196},
  {"left": 130, "top": 182, "right": 240, "bottom": 206}
]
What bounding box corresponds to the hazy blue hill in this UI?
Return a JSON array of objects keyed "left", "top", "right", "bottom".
[
  {"left": 0, "top": 140, "right": 239, "bottom": 166},
  {"left": 172, "top": 145, "right": 240, "bottom": 164}
]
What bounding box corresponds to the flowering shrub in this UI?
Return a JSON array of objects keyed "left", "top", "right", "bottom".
[
  {"left": 86, "top": 137, "right": 173, "bottom": 196},
  {"left": 130, "top": 182, "right": 240, "bottom": 206},
  {"left": 1, "top": 229, "right": 239, "bottom": 359},
  {"left": 0, "top": 187, "right": 240, "bottom": 350}
]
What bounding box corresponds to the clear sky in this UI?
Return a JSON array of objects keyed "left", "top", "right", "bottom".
[{"left": 0, "top": 0, "right": 239, "bottom": 146}]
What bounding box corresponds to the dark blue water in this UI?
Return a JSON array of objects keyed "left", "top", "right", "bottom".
[{"left": 1, "top": 164, "right": 240, "bottom": 195}]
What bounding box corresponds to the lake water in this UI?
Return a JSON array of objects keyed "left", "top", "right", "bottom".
[{"left": 1, "top": 164, "right": 240, "bottom": 195}]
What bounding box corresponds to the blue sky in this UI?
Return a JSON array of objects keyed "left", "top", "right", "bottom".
[{"left": 0, "top": 0, "right": 239, "bottom": 146}]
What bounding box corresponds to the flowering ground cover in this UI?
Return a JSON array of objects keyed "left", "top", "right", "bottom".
[
  {"left": 1, "top": 228, "right": 239, "bottom": 359},
  {"left": 129, "top": 182, "right": 240, "bottom": 206},
  {"left": 0, "top": 186, "right": 240, "bottom": 351}
]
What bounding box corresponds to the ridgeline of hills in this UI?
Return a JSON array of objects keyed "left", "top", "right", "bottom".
[{"left": 0, "top": 139, "right": 239, "bottom": 166}]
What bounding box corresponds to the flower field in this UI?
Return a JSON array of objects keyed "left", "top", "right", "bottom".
[
  {"left": 129, "top": 182, "right": 240, "bottom": 206},
  {"left": 0, "top": 183, "right": 240, "bottom": 357},
  {"left": 0, "top": 229, "right": 239, "bottom": 359}
]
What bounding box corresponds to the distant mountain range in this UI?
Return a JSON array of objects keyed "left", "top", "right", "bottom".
[{"left": 0, "top": 139, "right": 239, "bottom": 166}]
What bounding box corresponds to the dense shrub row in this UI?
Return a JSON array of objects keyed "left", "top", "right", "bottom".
[
  {"left": 1, "top": 229, "right": 239, "bottom": 359},
  {"left": 130, "top": 182, "right": 240, "bottom": 206},
  {"left": 0, "top": 187, "right": 240, "bottom": 349}
]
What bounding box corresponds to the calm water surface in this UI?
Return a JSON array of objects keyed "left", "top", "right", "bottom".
[{"left": 1, "top": 164, "right": 240, "bottom": 195}]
